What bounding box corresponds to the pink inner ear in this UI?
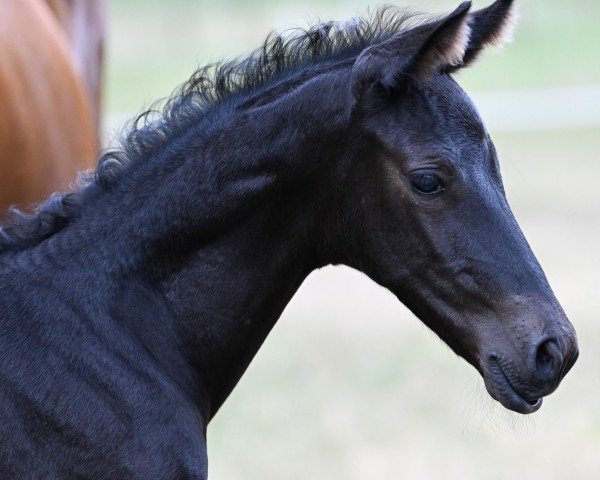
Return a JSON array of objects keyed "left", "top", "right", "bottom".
[
  {"left": 439, "top": 19, "right": 472, "bottom": 66},
  {"left": 486, "top": 2, "right": 519, "bottom": 48}
]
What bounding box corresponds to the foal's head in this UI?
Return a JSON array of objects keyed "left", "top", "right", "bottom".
[{"left": 337, "top": 0, "right": 577, "bottom": 413}]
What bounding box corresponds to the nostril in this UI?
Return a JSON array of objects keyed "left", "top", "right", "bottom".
[
  {"left": 536, "top": 341, "right": 553, "bottom": 369},
  {"left": 534, "top": 338, "right": 562, "bottom": 381}
]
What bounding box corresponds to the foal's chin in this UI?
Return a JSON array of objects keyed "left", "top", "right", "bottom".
[{"left": 482, "top": 366, "right": 544, "bottom": 415}]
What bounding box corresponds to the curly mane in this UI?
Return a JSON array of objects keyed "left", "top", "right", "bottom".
[{"left": 0, "top": 6, "right": 420, "bottom": 254}]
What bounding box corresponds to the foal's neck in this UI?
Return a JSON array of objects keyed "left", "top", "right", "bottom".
[
  {"left": 160, "top": 206, "right": 317, "bottom": 418},
  {"left": 159, "top": 78, "right": 350, "bottom": 417},
  {"left": 89, "top": 70, "right": 350, "bottom": 418}
]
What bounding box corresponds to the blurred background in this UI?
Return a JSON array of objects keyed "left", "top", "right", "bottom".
[{"left": 102, "top": 1, "right": 599, "bottom": 479}]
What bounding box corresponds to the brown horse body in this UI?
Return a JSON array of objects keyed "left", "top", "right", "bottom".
[
  {"left": 0, "top": 0, "right": 103, "bottom": 212},
  {"left": 45, "top": 0, "right": 106, "bottom": 132}
]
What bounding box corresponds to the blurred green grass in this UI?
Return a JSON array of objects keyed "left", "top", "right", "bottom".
[{"left": 103, "top": 2, "right": 600, "bottom": 479}]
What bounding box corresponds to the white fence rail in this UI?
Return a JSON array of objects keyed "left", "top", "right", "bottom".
[{"left": 105, "top": 85, "right": 600, "bottom": 135}]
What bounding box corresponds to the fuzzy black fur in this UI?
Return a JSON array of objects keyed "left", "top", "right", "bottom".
[{"left": 0, "top": 2, "right": 578, "bottom": 479}]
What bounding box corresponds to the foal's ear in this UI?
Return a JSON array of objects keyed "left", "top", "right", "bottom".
[
  {"left": 449, "top": 0, "right": 518, "bottom": 71},
  {"left": 350, "top": 2, "right": 472, "bottom": 105}
]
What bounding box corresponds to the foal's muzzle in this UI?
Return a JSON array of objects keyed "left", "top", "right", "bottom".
[{"left": 483, "top": 331, "right": 578, "bottom": 415}]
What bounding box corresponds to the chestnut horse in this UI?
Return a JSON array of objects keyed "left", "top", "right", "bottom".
[
  {"left": 45, "top": 0, "right": 106, "bottom": 133},
  {"left": 0, "top": 0, "right": 103, "bottom": 213}
]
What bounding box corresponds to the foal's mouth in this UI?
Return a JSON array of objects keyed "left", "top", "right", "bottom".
[{"left": 485, "top": 357, "right": 543, "bottom": 415}]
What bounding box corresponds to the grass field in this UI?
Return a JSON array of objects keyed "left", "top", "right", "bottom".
[{"left": 103, "top": 1, "right": 600, "bottom": 478}]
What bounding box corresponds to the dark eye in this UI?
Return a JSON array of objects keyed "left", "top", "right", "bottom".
[{"left": 410, "top": 171, "right": 444, "bottom": 195}]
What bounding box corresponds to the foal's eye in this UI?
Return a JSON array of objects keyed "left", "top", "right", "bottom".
[{"left": 410, "top": 171, "right": 444, "bottom": 195}]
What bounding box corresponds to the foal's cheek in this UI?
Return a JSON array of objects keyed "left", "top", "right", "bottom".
[{"left": 378, "top": 155, "right": 412, "bottom": 206}]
